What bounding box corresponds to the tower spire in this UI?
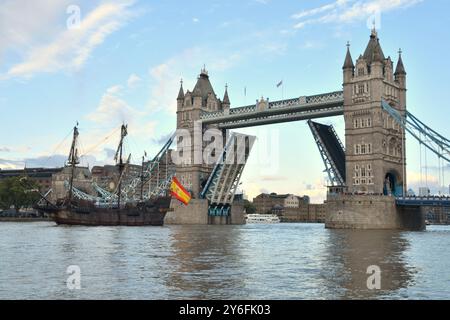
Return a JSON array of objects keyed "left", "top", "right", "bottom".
[
  {"left": 223, "top": 83, "right": 230, "bottom": 104},
  {"left": 395, "top": 48, "right": 406, "bottom": 75},
  {"left": 343, "top": 41, "right": 354, "bottom": 69},
  {"left": 177, "top": 78, "right": 184, "bottom": 100}
]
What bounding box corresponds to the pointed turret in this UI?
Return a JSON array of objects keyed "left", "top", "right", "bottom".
[
  {"left": 223, "top": 84, "right": 230, "bottom": 105},
  {"left": 192, "top": 66, "right": 216, "bottom": 101},
  {"left": 363, "top": 28, "right": 385, "bottom": 65},
  {"left": 395, "top": 49, "right": 406, "bottom": 75},
  {"left": 222, "top": 84, "right": 230, "bottom": 114},
  {"left": 343, "top": 42, "right": 354, "bottom": 69},
  {"left": 177, "top": 79, "right": 185, "bottom": 100},
  {"left": 372, "top": 42, "right": 384, "bottom": 63}
]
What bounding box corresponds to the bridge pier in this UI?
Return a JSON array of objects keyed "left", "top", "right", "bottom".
[
  {"left": 325, "top": 194, "right": 425, "bottom": 230},
  {"left": 165, "top": 199, "right": 246, "bottom": 225}
]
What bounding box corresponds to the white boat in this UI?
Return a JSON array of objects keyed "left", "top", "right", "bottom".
[{"left": 245, "top": 214, "right": 280, "bottom": 224}]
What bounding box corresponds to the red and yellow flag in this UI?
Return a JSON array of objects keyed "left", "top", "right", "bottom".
[{"left": 170, "top": 176, "right": 191, "bottom": 205}]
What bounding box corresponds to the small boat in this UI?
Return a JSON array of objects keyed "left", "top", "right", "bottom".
[{"left": 245, "top": 214, "right": 280, "bottom": 224}]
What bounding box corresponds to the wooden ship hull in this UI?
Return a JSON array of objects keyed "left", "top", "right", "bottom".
[{"left": 37, "top": 196, "right": 172, "bottom": 226}]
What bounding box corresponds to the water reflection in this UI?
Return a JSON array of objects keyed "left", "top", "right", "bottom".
[
  {"left": 324, "top": 229, "right": 415, "bottom": 299},
  {"left": 166, "top": 225, "right": 246, "bottom": 299},
  {"left": 0, "top": 222, "right": 448, "bottom": 299}
]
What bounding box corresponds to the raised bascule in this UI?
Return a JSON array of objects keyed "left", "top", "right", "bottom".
[{"left": 166, "top": 28, "right": 450, "bottom": 230}]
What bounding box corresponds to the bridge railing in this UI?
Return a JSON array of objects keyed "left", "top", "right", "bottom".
[{"left": 200, "top": 91, "right": 344, "bottom": 120}]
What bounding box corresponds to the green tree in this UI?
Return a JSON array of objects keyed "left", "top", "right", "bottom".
[
  {"left": 0, "top": 177, "right": 40, "bottom": 213},
  {"left": 243, "top": 199, "right": 257, "bottom": 214}
]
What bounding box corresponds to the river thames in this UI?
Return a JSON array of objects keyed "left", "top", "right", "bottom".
[{"left": 0, "top": 222, "right": 449, "bottom": 300}]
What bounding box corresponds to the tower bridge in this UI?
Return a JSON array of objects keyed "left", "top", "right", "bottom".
[{"left": 167, "top": 29, "right": 450, "bottom": 230}]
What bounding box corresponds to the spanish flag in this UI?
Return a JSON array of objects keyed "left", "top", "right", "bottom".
[{"left": 170, "top": 176, "right": 191, "bottom": 205}]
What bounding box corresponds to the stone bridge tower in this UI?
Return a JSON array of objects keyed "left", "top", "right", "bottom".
[
  {"left": 343, "top": 29, "right": 407, "bottom": 196},
  {"left": 175, "top": 67, "right": 229, "bottom": 198}
]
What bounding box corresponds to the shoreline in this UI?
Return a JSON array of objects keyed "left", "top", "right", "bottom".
[{"left": 0, "top": 217, "right": 51, "bottom": 222}]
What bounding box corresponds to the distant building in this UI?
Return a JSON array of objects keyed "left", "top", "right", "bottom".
[
  {"left": 91, "top": 151, "right": 175, "bottom": 199},
  {"left": 253, "top": 193, "right": 310, "bottom": 214},
  {"left": 144, "top": 149, "right": 176, "bottom": 195},
  {"left": 252, "top": 192, "right": 324, "bottom": 223},
  {"left": 0, "top": 167, "right": 62, "bottom": 194},
  {"left": 51, "top": 166, "right": 93, "bottom": 201}
]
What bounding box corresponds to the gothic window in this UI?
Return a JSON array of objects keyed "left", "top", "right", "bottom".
[
  {"left": 355, "top": 145, "right": 360, "bottom": 155},
  {"left": 358, "top": 84, "right": 365, "bottom": 94},
  {"left": 361, "top": 144, "right": 366, "bottom": 154},
  {"left": 358, "top": 68, "right": 365, "bottom": 76},
  {"left": 368, "top": 118, "right": 372, "bottom": 127}
]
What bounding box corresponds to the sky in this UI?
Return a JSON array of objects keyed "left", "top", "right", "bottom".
[{"left": 1, "top": 0, "right": 450, "bottom": 202}]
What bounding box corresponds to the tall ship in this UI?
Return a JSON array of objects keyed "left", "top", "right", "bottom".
[{"left": 34, "top": 124, "right": 189, "bottom": 226}]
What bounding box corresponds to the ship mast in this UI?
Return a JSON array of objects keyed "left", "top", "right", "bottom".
[
  {"left": 140, "top": 154, "right": 145, "bottom": 201},
  {"left": 115, "top": 124, "right": 128, "bottom": 208},
  {"left": 67, "top": 124, "right": 80, "bottom": 206}
]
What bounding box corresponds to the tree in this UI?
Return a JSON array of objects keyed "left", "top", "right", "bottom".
[
  {"left": 243, "top": 199, "right": 256, "bottom": 214},
  {"left": 0, "top": 177, "right": 40, "bottom": 213}
]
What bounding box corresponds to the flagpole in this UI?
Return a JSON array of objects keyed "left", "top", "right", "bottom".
[{"left": 244, "top": 86, "right": 247, "bottom": 105}]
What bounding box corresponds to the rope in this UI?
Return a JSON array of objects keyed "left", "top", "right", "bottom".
[{"left": 79, "top": 126, "right": 121, "bottom": 158}]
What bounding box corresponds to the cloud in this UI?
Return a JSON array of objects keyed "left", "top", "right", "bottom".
[
  {"left": 292, "top": 0, "right": 423, "bottom": 29},
  {"left": 147, "top": 47, "right": 243, "bottom": 114},
  {"left": 192, "top": 18, "right": 199, "bottom": 23},
  {"left": 127, "top": 73, "right": 141, "bottom": 88},
  {"left": 0, "top": 147, "right": 11, "bottom": 152},
  {"left": 0, "top": 0, "right": 69, "bottom": 57},
  {"left": 86, "top": 84, "right": 143, "bottom": 125},
  {"left": 103, "top": 148, "right": 116, "bottom": 159},
  {"left": 292, "top": 0, "right": 348, "bottom": 20},
  {"left": 152, "top": 132, "right": 174, "bottom": 145},
  {"left": 259, "top": 175, "right": 288, "bottom": 182},
  {"left": 1, "top": 0, "right": 136, "bottom": 79}
]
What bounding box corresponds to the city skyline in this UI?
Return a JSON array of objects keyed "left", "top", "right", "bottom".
[{"left": 1, "top": 0, "right": 450, "bottom": 202}]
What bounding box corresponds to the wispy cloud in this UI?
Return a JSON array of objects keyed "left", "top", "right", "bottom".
[
  {"left": 292, "top": 0, "right": 423, "bottom": 29},
  {"left": 127, "top": 73, "right": 142, "bottom": 88},
  {"left": 1, "top": 0, "right": 136, "bottom": 79},
  {"left": 147, "top": 47, "right": 243, "bottom": 114},
  {"left": 86, "top": 85, "right": 143, "bottom": 125}
]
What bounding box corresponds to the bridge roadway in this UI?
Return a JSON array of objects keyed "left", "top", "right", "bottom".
[
  {"left": 396, "top": 196, "right": 450, "bottom": 207},
  {"left": 201, "top": 90, "right": 344, "bottom": 129}
]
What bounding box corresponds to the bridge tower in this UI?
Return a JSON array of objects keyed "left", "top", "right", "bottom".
[
  {"left": 343, "top": 28, "right": 407, "bottom": 196},
  {"left": 175, "top": 67, "right": 228, "bottom": 199}
]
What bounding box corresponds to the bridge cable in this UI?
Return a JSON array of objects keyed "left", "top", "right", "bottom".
[
  {"left": 419, "top": 132, "right": 423, "bottom": 186},
  {"left": 425, "top": 137, "right": 429, "bottom": 188}
]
